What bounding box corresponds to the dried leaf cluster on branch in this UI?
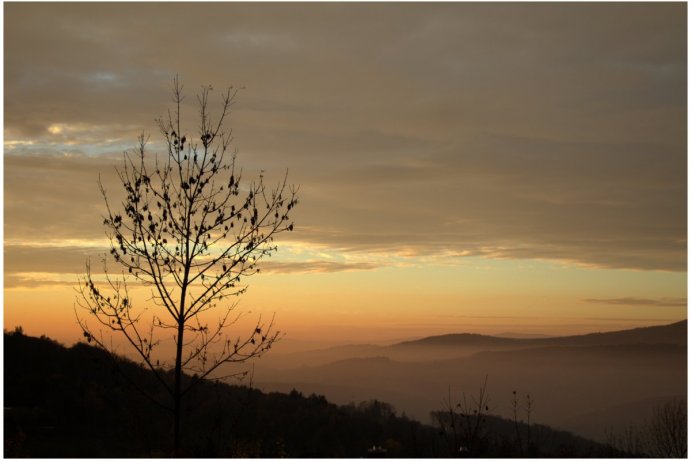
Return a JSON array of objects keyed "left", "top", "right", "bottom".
[{"left": 76, "top": 77, "right": 297, "bottom": 416}]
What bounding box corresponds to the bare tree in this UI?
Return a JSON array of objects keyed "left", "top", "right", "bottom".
[
  {"left": 604, "top": 423, "right": 646, "bottom": 457},
  {"left": 433, "top": 377, "right": 491, "bottom": 456},
  {"left": 605, "top": 398, "right": 687, "bottom": 458},
  {"left": 645, "top": 397, "right": 687, "bottom": 458},
  {"left": 75, "top": 76, "right": 297, "bottom": 454}
]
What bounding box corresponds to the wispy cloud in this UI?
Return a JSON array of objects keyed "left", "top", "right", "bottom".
[
  {"left": 4, "top": 242, "right": 382, "bottom": 283},
  {"left": 5, "top": 273, "right": 79, "bottom": 289},
  {"left": 582, "top": 297, "right": 687, "bottom": 308},
  {"left": 261, "top": 260, "right": 379, "bottom": 274}
]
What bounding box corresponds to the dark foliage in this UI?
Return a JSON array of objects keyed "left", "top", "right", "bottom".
[
  {"left": 4, "top": 331, "right": 623, "bottom": 457},
  {"left": 432, "top": 411, "right": 622, "bottom": 457},
  {"left": 4, "top": 331, "right": 443, "bottom": 457}
]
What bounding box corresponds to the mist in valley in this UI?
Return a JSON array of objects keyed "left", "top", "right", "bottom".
[{"left": 251, "top": 321, "right": 686, "bottom": 443}]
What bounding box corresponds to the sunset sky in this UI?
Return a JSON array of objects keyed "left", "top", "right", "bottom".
[{"left": 4, "top": 3, "right": 687, "bottom": 345}]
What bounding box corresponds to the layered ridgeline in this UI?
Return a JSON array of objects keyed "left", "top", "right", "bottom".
[
  {"left": 396, "top": 320, "right": 686, "bottom": 348},
  {"left": 259, "top": 320, "right": 686, "bottom": 367},
  {"left": 5, "top": 330, "right": 623, "bottom": 457},
  {"left": 253, "top": 321, "right": 686, "bottom": 443}
]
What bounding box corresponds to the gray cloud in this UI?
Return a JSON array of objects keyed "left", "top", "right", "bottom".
[
  {"left": 5, "top": 153, "right": 120, "bottom": 242},
  {"left": 4, "top": 3, "right": 686, "bottom": 272},
  {"left": 5, "top": 244, "right": 101, "bottom": 274},
  {"left": 582, "top": 298, "right": 688, "bottom": 308}
]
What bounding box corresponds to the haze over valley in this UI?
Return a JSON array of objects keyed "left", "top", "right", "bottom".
[{"left": 253, "top": 320, "right": 686, "bottom": 442}]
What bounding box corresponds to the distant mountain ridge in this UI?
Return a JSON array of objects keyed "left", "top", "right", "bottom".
[
  {"left": 393, "top": 320, "right": 687, "bottom": 348},
  {"left": 259, "top": 320, "right": 687, "bottom": 369}
]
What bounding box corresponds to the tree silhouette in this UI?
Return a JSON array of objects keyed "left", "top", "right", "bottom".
[
  {"left": 75, "top": 76, "right": 297, "bottom": 454},
  {"left": 645, "top": 397, "right": 687, "bottom": 458}
]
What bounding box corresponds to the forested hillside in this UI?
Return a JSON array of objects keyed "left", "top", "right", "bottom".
[{"left": 4, "top": 330, "right": 630, "bottom": 457}]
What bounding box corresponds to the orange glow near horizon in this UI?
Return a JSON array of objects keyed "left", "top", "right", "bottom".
[{"left": 5, "top": 251, "right": 686, "bottom": 348}]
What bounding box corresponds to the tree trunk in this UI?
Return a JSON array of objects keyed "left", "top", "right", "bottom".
[
  {"left": 173, "top": 319, "right": 184, "bottom": 455},
  {"left": 175, "top": 218, "right": 191, "bottom": 456}
]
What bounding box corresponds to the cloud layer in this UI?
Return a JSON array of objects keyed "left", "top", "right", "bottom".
[
  {"left": 5, "top": 3, "right": 687, "bottom": 274},
  {"left": 583, "top": 298, "right": 687, "bottom": 308}
]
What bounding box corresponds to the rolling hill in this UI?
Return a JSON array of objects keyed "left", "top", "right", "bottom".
[{"left": 3, "top": 330, "right": 623, "bottom": 457}]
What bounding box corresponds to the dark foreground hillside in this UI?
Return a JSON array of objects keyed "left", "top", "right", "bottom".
[{"left": 5, "top": 330, "right": 623, "bottom": 457}]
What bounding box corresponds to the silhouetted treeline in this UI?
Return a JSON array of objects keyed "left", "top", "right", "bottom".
[
  {"left": 432, "top": 410, "right": 625, "bottom": 457},
  {"left": 5, "top": 330, "right": 625, "bottom": 457}
]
